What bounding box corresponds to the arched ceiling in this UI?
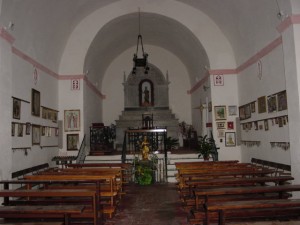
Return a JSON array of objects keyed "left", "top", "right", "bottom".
[
  {"left": 84, "top": 12, "right": 209, "bottom": 85},
  {"left": 1, "top": 0, "right": 292, "bottom": 85}
]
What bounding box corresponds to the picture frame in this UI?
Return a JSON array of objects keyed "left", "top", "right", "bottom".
[
  {"left": 267, "top": 94, "right": 277, "bottom": 113},
  {"left": 225, "top": 132, "right": 236, "bottom": 147},
  {"left": 18, "top": 123, "right": 23, "bottom": 137},
  {"left": 31, "top": 89, "right": 40, "bottom": 117},
  {"left": 64, "top": 110, "right": 80, "bottom": 132},
  {"left": 227, "top": 121, "right": 234, "bottom": 130},
  {"left": 32, "top": 124, "right": 41, "bottom": 145},
  {"left": 228, "top": 105, "right": 237, "bottom": 116},
  {"left": 25, "top": 123, "right": 31, "bottom": 135},
  {"left": 239, "top": 106, "right": 245, "bottom": 120},
  {"left": 13, "top": 98, "right": 21, "bottom": 120},
  {"left": 250, "top": 102, "right": 256, "bottom": 113},
  {"left": 244, "top": 104, "right": 251, "bottom": 119},
  {"left": 214, "top": 105, "right": 226, "bottom": 120},
  {"left": 11, "top": 123, "right": 15, "bottom": 136},
  {"left": 277, "top": 90, "right": 287, "bottom": 111},
  {"left": 216, "top": 122, "right": 226, "bottom": 129},
  {"left": 264, "top": 119, "right": 269, "bottom": 131},
  {"left": 67, "top": 133, "right": 79, "bottom": 150},
  {"left": 258, "top": 96, "right": 267, "bottom": 113}
]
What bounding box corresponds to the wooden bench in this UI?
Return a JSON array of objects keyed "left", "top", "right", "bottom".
[
  {"left": 0, "top": 205, "right": 84, "bottom": 225},
  {"left": 23, "top": 173, "right": 118, "bottom": 218},
  {"left": 251, "top": 158, "right": 291, "bottom": 176},
  {"left": 205, "top": 199, "right": 300, "bottom": 225},
  {"left": 0, "top": 180, "right": 101, "bottom": 225},
  {"left": 11, "top": 163, "right": 50, "bottom": 180}
]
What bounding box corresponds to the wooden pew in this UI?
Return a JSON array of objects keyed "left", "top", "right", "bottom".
[
  {"left": 205, "top": 199, "right": 300, "bottom": 225},
  {"left": 23, "top": 174, "right": 118, "bottom": 218},
  {"left": 0, "top": 181, "right": 101, "bottom": 225},
  {"left": 0, "top": 205, "right": 84, "bottom": 225}
]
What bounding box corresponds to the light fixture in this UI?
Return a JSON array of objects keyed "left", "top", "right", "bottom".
[{"left": 132, "top": 9, "right": 149, "bottom": 75}]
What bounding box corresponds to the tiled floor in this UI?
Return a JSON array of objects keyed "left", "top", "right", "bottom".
[
  {"left": 104, "top": 183, "right": 300, "bottom": 225},
  {"left": 105, "top": 183, "right": 188, "bottom": 225}
]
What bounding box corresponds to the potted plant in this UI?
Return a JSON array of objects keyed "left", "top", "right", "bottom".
[
  {"left": 197, "top": 135, "right": 214, "bottom": 161},
  {"left": 165, "top": 136, "right": 179, "bottom": 151}
]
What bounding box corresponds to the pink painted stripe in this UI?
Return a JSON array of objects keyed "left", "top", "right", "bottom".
[
  {"left": 59, "top": 74, "right": 85, "bottom": 80},
  {"left": 208, "top": 69, "right": 237, "bottom": 75},
  {"left": 12, "top": 46, "right": 59, "bottom": 79},
  {"left": 84, "top": 76, "right": 106, "bottom": 99},
  {"left": 187, "top": 72, "right": 209, "bottom": 94},
  {"left": 236, "top": 36, "right": 282, "bottom": 73},
  {"left": 277, "top": 14, "right": 300, "bottom": 33},
  {"left": 0, "top": 28, "right": 15, "bottom": 44}
]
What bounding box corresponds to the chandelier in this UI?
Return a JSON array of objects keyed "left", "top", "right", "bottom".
[{"left": 132, "top": 10, "right": 149, "bottom": 75}]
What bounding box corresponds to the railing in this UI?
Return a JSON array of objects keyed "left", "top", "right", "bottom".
[
  {"left": 76, "top": 134, "right": 87, "bottom": 164},
  {"left": 121, "top": 128, "right": 168, "bottom": 182}
]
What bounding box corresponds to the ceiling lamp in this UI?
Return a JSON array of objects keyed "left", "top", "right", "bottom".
[{"left": 132, "top": 10, "right": 149, "bottom": 75}]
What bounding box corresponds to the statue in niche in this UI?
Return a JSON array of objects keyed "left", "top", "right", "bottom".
[{"left": 143, "top": 86, "right": 150, "bottom": 105}]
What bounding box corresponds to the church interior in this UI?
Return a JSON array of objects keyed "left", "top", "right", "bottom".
[{"left": 1, "top": 0, "right": 300, "bottom": 224}]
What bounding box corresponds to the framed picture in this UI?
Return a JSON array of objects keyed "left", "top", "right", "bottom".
[
  {"left": 32, "top": 124, "right": 41, "bottom": 145},
  {"left": 41, "top": 126, "right": 45, "bottom": 136},
  {"left": 250, "top": 102, "right": 256, "bottom": 113},
  {"left": 267, "top": 94, "right": 277, "bottom": 113},
  {"left": 13, "top": 98, "right": 21, "bottom": 120},
  {"left": 228, "top": 105, "right": 237, "bottom": 116},
  {"left": 31, "top": 89, "right": 40, "bottom": 117},
  {"left": 258, "top": 96, "right": 267, "bottom": 113},
  {"left": 227, "top": 121, "right": 234, "bottom": 130},
  {"left": 239, "top": 106, "right": 245, "bottom": 120},
  {"left": 244, "top": 104, "right": 251, "bottom": 119},
  {"left": 64, "top": 110, "right": 80, "bottom": 132},
  {"left": 55, "top": 128, "right": 59, "bottom": 136},
  {"left": 225, "top": 132, "right": 236, "bottom": 147},
  {"left": 67, "top": 133, "right": 79, "bottom": 150},
  {"left": 11, "top": 123, "right": 15, "bottom": 136},
  {"left": 216, "top": 122, "right": 225, "bottom": 129},
  {"left": 18, "top": 123, "right": 23, "bottom": 137},
  {"left": 277, "top": 90, "right": 287, "bottom": 111},
  {"left": 26, "top": 123, "right": 31, "bottom": 135},
  {"left": 264, "top": 119, "right": 269, "bottom": 131},
  {"left": 214, "top": 106, "right": 226, "bottom": 120}
]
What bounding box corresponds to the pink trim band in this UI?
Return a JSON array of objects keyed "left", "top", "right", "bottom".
[
  {"left": 0, "top": 28, "right": 15, "bottom": 44},
  {"left": 277, "top": 14, "right": 300, "bottom": 33}
]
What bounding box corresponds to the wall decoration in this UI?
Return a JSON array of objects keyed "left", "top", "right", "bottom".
[
  {"left": 42, "top": 107, "right": 58, "bottom": 123},
  {"left": 64, "top": 110, "right": 80, "bottom": 132},
  {"left": 264, "top": 119, "right": 269, "bottom": 131},
  {"left": 41, "top": 126, "right": 45, "bottom": 136},
  {"left": 32, "top": 125, "right": 41, "bottom": 145},
  {"left": 250, "top": 102, "right": 256, "bottom": 113},
  {"left": 67, "top": 133, "right": 79, "bottom": 150},
  {"left": 239, "top": 106, "right": 245, "bottom": 120},
  {"left": 225, "top": 132, "right": 236, "bottom": 147},
  {"left": 228, "top": 105, "right": 237, "bottom": 116},
  {"left": 31, "top": 89, "right": 40, "bottom": 117},
  {"left": 257, "top": 96, "right": 267, "bottom": 113},
  {"left": 17, "top": 124, "right": 23, "bottom": 137},
  {"left": 270, "top": 142, "right": 289, "bottom": 150},
  {"left": 11, "top": 123, "right": 15, "bottom": 136},
  {"left": 55, "top": 128, "right": 59, "bottom": 136},
  {"left": 254, "top": 121, "right": 258, "bottom": 130},
  {"left": 208, "top": 101, "right": 212, "bottom": 112},
  {"left": 214, "top": 106, "right": 226, "bottom": 120},
  {"left": 267, "top": 94, "right": 277, "bottom": 113},
  {"left": 13, "top": 98, "right": 21, "bottom": 120},
  {"left": 25, "top": 123, "right": 31, "bottom": 135},
  {"left": 241, "top": 140, "right": 261, "bottom": 147},
  {"left": 244, "top": 104, "right": 251, "bottom": 119},
  {"left": 216, "top": 122, "right": 226, "bottom": 129},
  {"left": 213, "top": 75, "right": 224, "bottom": 86},
  {"left": 227, "top": 121, "right": 234, "bottom": 130},
  {"left": 217, "top": 129, "right": 225, "bottom": 138},
  {"left": 277, "top": 90, "right": 287, "bottom": 111},
  {"left": 71, "top": 79, "right": 80, "bottom": 90},
  {"left": 278, "top": 117, "right": 283, "bottom": 127}
]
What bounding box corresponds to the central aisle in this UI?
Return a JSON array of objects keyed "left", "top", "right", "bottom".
[{"left": 105, "top": 183, "right": 188, "bottom": 225}]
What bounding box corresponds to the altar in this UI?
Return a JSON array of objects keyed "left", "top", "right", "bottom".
[{"left": 115, "top": 64, "right": 179, "bottom": 148}]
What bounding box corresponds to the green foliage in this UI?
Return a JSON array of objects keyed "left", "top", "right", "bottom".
[
  {"left": 197, "top": 135, "right": 214, "bottom": 160},
  {"left": 165, "top": 137, "right": 179, "bottom": 150},
  {"left": 135, "top": 164, "right": 153, "bottom": 185}
]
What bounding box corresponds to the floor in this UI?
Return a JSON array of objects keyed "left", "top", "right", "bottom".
[{"left": 104, "top": 183, "right": 300, "bottom": 225}]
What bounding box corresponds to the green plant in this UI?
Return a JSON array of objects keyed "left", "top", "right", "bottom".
[
  {"left": 165, "top": 137, "right": 179, "bottom": 150},
  {"left": 134, "top": 155, "right": 157, "bottom": 185},
  {"left": 197, "top": 135, "right": 214, "bottom": 160}
]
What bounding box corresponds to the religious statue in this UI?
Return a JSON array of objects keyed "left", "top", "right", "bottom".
[
  {"left": 141, "top": 136, "right": 150, "bottom": 160},
  {"left": 143, "top": 86, "right": 150, "bottom": 105}
]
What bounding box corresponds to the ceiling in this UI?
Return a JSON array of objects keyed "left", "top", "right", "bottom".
[{"left": 1, "top": 0, "right": 291, "bottom": 86}]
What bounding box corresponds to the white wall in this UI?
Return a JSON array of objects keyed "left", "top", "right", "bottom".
[{"left": 102, "top": 45, "right": 192, "bottom": 126}]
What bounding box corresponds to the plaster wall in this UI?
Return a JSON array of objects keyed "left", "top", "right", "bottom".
[
  {"left": 210, "top": 74, "right": 241, "bottom": 161},
  {"left": 0, "top": 37, "right": 13, "bottom": 180},
  {"left": 102, "top": 45, "right": 191, "bottom": 126},
  {"left": 238, "top": 44, "right": 290, "bottom": 164}
]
